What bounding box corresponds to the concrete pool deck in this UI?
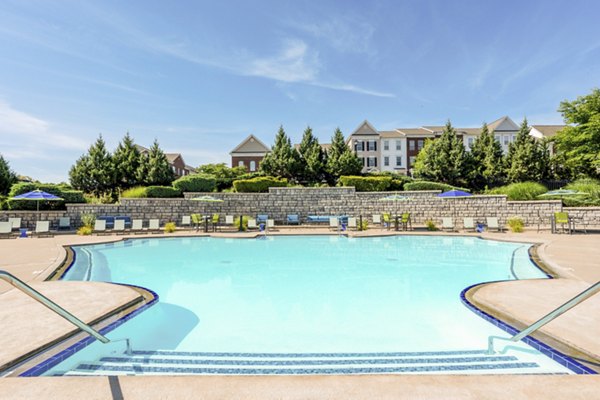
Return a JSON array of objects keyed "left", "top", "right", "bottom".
[{"left": 0, "top": 228, "right": 599, "bottom": 398}]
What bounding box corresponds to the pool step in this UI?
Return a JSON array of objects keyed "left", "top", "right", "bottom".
[{"left": 61, "top": 349, "right": 564, "bottom": 376}]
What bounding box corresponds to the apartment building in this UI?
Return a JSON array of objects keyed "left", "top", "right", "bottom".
[
  {"left": 347, "top": 116, "right": 562, "bottom": 174},
  {"left": 135, "top": 145, "right": 195, "bottom": 177},
  {"left": 230, "top": 134, "right": 270, "bottom": 172}
]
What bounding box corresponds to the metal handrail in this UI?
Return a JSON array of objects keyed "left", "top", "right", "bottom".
[
  {"left": 488, "top": 281, "right": 600, "bottom": 353},
  {"left": 0, "top": 270, "right": 110, "bottom": 344}
]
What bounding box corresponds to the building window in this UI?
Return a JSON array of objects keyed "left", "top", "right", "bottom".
[
  {"left": 238, "top": 160, "right": 244, "bottom": 167},
  {"left": 367, "top": 157, "right": 377, "bottom": 167},
  {"left": 383, "top": 140, "right": 389, "bottom": 151},
  {"left": 384, "top": 156, "right": 389, "bottom": 166},
  {"left": 367, "top": 140, "right": 377, "bottom": 151},
  {"left": 409, "top": 156, "right": 416, "bottom": 166},
  {"left": 354, "top": 141, "right": 364, "bottom": 152},
  {"left": 467, "top": 137, "right": 474, "bottom": 148},
  {"left": 396, "top": 140, "right": 401, "bottom": 151},
  {"left": 396, "top": 156, "right": 402, "bottom": 166},
  {"left": 504, "top": 135, "right": 510, "bottom": 146},
  {"left": 409, "top": 141, "right": 415, "bottom": 151},
  {"left": 250, "top": 161, "right": 256, "bottom": 171},
  {"left": 172, "top": 166, "right": 176, "bottom": 172},
  {"left": 417, "top": 140, "right": 424, "bottom": 150},
  {"left": 494, "top": 135, "right": 501, "bottom": 142},
  {"left": 359, "top": 157, "right": 365, "bottom": 166}
]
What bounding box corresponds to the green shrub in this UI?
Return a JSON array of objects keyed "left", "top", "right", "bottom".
[
  {"left": 0, "top": 195, "right": 6, "bottom": 210},
  {"left": 80, "top": 213, "right": 95, "bottom": 228},
  {"left": 7, "top": 182, "right": 85, "bottom": 210},
  {"left": 564, "top": 178, "right": 600, "bottom": 206},
  {"left": 164, "top": 222, "right": 177, "bottom": 233},
  {"left": 172, "top": 174, "right": 217, "bottom": 193},
  {"left": 339, "top": 176, "right": 392, "bottom": 191},
  {"left": 357, "top": 219, "right": 368, "bottom": 231},
  {"left": 233, "top": 177, "right": 288, "bottom": 193},
  {"left": 425, "top": 219, "right": 439, "bottom": 231},
  {"left": 404, "top": 181, "right": 468, "bottom": 192},
  {"left": 145, "top": 186, "right": 182, "bottom": 198},
  {"left": 370, "top": 172, "right": 413, "bottom": 191},
  {"left": 84, "top": 193, "right": 115, "bottom": 204},
  {"left": 507, "top": 216, "right": 524, "bottom": 233},
  {"left": 121, "top": 186, "right": 148, "bottom": 198},
  {"left": 77, "top": 226, "right": 93, "bottom": 235},
  {"left": 486, "top": 182, "right": 547, "bottom": 201}
]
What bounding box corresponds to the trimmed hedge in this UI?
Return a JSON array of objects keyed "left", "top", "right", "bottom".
[
  {"left": 145, "top": 186, "right": 182, "bottom": 198},
  {"left": 404, "top": 181, "right": 469, "bottom": 192},
  {"left": 172, "top": 174, "right": 216, "bottom": 193},
  {"left": 233, "top": 177, "right": 288, "bottom": 193},
  {"left": 7, "top": 182, "right": 85, "bottom": 210},
  {"left": 486, "top": 182, "right": 547, "bottom": 201},
  {"left": 339, "top": 176, "right": 392, "bottom": 191},
  {"left": 121, "top": 186, "right": 148, "bottom": 198}
]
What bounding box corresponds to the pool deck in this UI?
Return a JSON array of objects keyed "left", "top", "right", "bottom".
[{"left": 0, "top": 228, "right": 599, "bottom": 398}]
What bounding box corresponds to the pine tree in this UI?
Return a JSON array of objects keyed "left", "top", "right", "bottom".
[
  {"left": 470, "top": 123, "right": 505, "bottom": 189},
  {"left": 144, "top": 139, "right": 175, "bottom": 185},
  {"left": 259, "top": 126, "right": 300, "bottom": 180},
  {"left": 69, "top": 135, "right": 115, "bottom": 195},
  {"left": 297, "top": 126, "right": 326, "bottom": 183},
  {"left": 325, "top": 127, "right": 362, "bottom": 181},
  {"left": 505, "top": 118, "right": 549, "bottom": 182},
  {"left": 0, "top": 154, "right": 17, "bottom": 195},
  {"left": 413, "top": 121, "right": 469, "bottom": 186},
  {"left": 113, "top": 132, "right": 141, "bottom": 189}
]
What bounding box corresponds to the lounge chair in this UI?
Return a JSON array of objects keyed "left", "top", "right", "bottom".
[
  {"left": 329, "top": 217, "right": 339, "bottom": 230},
  {"left": 372, "top": 214, "right": 381, "bottom": 227},
  {"left": 257, "top": 214, "right": 268, "bottom": 224},
  {"left": 113, "top": 219, "right": 126, "bottom": 235},
  {"left": 94, "top": 219, "right": 107, "bottom": 235},
  {"left": 224, "top": 215, "right": 236, "bottom": 230},
  {"left": 212, "top": 214, "right": 220, "bottom": 232},
  {"left": 442, "top": 217, "right": 454, "bottom": 232},
  {"left": 149, "top": 219, "right": 161, "bottom": 234},
  {"left": 487, "top": 217, "right": 502, "bottom": 232},
  {"left": 131, "top": 219, "right": 144, "bottom": 234},
  {"left": 8, "top": 217, "right": 21, "bottom": 231},
  {"left": 181, "top": 215, "right": 191, "bottom": 230},
  {"left": 58, "top": 217, "right": 71, "bottom": 231},
  {"left": 34, "top": 221, "right": 52, "bottom": 237},
  {"left": 267, "top": 219, "right": 275, "bottom": 231},
  {"left": 0, "top": 221, "right": 14, "bottom": 239},
  {"left": 247, "top": 218, "right": 257, "bottom": 230},
  {"left": 286, "top": 214, "right": 300, "bottom": 225},
  {"left": 401, "top": 213, "right": 412, "bottom": 231},
  {"left": 463, "top": 217, "right": 475, "bottom": 232},
  {"left": 347, "top": 217, "right": 357, "bottom": 230}
]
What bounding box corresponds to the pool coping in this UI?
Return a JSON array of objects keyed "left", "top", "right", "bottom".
[{"left": 7, "top": 232, "right": 598, "bottom": 376}]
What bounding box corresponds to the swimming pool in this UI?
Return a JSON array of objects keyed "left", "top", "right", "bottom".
[{"left": 38, "top": 235, "right": 582, "bottom": 375}]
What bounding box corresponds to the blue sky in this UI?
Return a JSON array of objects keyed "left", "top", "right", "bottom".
[{"left": 1, "top": 0, "right": 599, "bottom": 182}]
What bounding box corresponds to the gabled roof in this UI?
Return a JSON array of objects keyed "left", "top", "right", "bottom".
[
  {"left": 230, "top": 134, "right": 270, "bottom": 154},
  {"left": 166, "top": 153, "right": 182, "bottom": 164},
  {"left": 530, "top": 125, "right": 565, "bottom": 138},
  {"left": 488, "top": 116, "right": 519, "bottom": 132},
  {"left": 349, "top": 120, "right": 379, "bottom": 136}
]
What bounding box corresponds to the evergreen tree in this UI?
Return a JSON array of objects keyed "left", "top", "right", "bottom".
[
  {"left": 470, "top": 123, "right": 505, "bottom": 189},
  {"left": 113, "top": 132, "right": 141, "bottom": 189},
  {"left": 325, "top": 127, "right": 362, "bottom": 182},
  {"left": 259, "top": 126, "right": 300, "bottom": 180},
  {"left": 0, "top": 154, "right": 17, "bottom": 195},
  {"left": 505, "top": 118, "right": 550, "bottom": 182},
  {"left": 69, "top": 135, "right": 115, "bottom": 195},
  {"left": 413, "top": 120, "right": 469, "bottom": 186},
  {"left": 297, "top": 126, "right": 326, "bottom": 183},
  {"left": 144, "top": 139, "right": 175, "bottom": 185}
]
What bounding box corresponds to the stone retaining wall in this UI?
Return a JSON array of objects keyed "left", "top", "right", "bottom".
[{"left": 1, "top": 187, "right": 597, "bottom": 229}]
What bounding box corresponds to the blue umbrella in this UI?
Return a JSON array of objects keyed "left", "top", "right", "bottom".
[
  {"left": 437, "top": 190, "right": 472, "bottom": 198},
  {"left": 12, "top": 190, "right": 63, "bottom": 217}
]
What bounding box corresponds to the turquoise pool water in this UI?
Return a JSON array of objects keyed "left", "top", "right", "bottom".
[{"left": 42, "top": 235, "right": 574, "bottom": 375}]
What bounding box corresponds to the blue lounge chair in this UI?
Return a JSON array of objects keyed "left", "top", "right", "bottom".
[
  {"left": 257, "top": 214, "right": 268, "bottom": 224},
  {"left": 287, "top": 214, "right": 300, "bottom": 225}
]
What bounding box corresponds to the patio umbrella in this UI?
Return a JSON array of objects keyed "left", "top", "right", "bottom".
[
  {"left": 538, "top": 189, "right": 587, "bottom": 211},
  {"left": 11, "top": 190, "right": 63, "bottom": 219},
  {"left": 190, "top": 195, "right": 224, "bottom": 232},
  {"left": 437, "top": 190, "right": 472, "bottom": 218}
]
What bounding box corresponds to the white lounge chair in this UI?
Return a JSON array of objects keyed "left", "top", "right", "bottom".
[
  {"left": 149, "top": 219, "right": 161, "bottom": 233},
  {"left": 94, "top": 219, "right": 107, "bottom": 235},
  {"left": 247, "top": 218, "right": 257, "bottom": 230},
  {"left": 8, "top": 217, "right": 21, "bottom": 231},
  {"left": 487, "top": 217, "right": 502, "bottom": 232},
  {"left": 131, "top": 219, "right": 144, "bottom": 234},
  {"left": 58, "top": 217, "right": 71, "bottom": 230},
  {"left": 113, "top": 219, "right": 126, "bottom": 235},
  {"left": 442, "top": 217, "right": 455, "bottom": 232},
  {"left": 0, "top": 221, "right": 14, "bottom": 239},
  {"left": 34, "top": 221, "right": 52, "bottom": 237},
  {"left": 267, "top": 219, "right": 275, "bottom": 231},
  {"left": 463, "top": 217, "right": 475, "bottom": 232},
  {"left": 372, "top": 214, "right": 381, "bottom": 226},
  {"left": 181, "top": 215, "right": 191, "bottom": 230},
  {"left": 347, "top": 217, "right": 357, "bottom": 230},
  {"left": 329, "top": 217, "right": 339, "bottom": 230}
]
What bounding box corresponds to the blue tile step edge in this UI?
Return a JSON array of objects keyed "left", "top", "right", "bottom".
[
  {"left": 69, "top": 362, "right": 541, "bottom": 375},
  {"left": 19, "top": 284, "right": 159, "bottom": 377},
  {"left": 129, "top": 349, "right": 489, "bottom": 358},
  {"left": 460, "top": 282, "right": 597, "bottom": 375},
  {"left": 96, "top": 355, "right": 519, "bottom": 366}
]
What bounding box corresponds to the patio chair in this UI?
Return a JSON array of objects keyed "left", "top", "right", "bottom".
[
  {"left": 181, "top": 215, "right": 191, "bottom": 230},
  {"left": 131, "top": 219, "right": 144, "bottom": 234},
  {"left": 442, "top": 217, "right": 454, "bottom": 232},
  {"left": 329, "top": 217, "right": 339, "bottom": 230},
  {"left": 347, "top": 217, "right": 357, "bottom": 230},
  {"left": 8, "top": 217, "right": 21, "bottom": 231},
  {"left": 58, "top": 217, "right": 71, "bottom": 231},
  {"left": 257, "top": 214, "right": 268, "bottom": 224},
  {"left": 267, "top": 219, "right": 275, "bottom": 231},
  {"left": 247, "top": 218, "right": 257, "bottom": 230},
  {"left": 486, "top": 217, "right": 502, "bottom": 232},
  {"left": 463, "top": 217, "right": 475, "bottom": 232},
  {"left": 191, "top": 214, "right": 201, "bottom": 231},
  {"left": 212, "top": 214, "right": 220, "bottom": 232},
  {"left": 554, "top": 212, "right": 570, "bottom": 234},
  {"left": 382, "top": 213, "right": 391, "bottom": 230},
  {"left": 34, "top": 221, "right": 52, "bottom": 238},
  {"left": 372, "top": 214, "right": 381, "bottom": 227},
  {"left": 93, "top": 219, "right": 107, "bottom": 235},
  {"left": 0, "top": 221, "right": 14, "bottom": 239},
  {"left": 401, "top": 213, "right": 412, "bottom": 231},
  {"left": 149, "top": 219, "right": 161, "bottom": 234},
  {"left": 113, "top": 219, "right": 126, "bottom": 235},
  {"left": 286, "top": 214, "right": 300, "bottom": 225}
]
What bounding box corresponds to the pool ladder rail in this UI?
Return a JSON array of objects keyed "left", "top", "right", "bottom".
[
  {"left": 0, "top": 270, "right": 132, "bottom": 356},
  {"left": 488, "top": 280, "right": 600, "bottom": 354}
]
